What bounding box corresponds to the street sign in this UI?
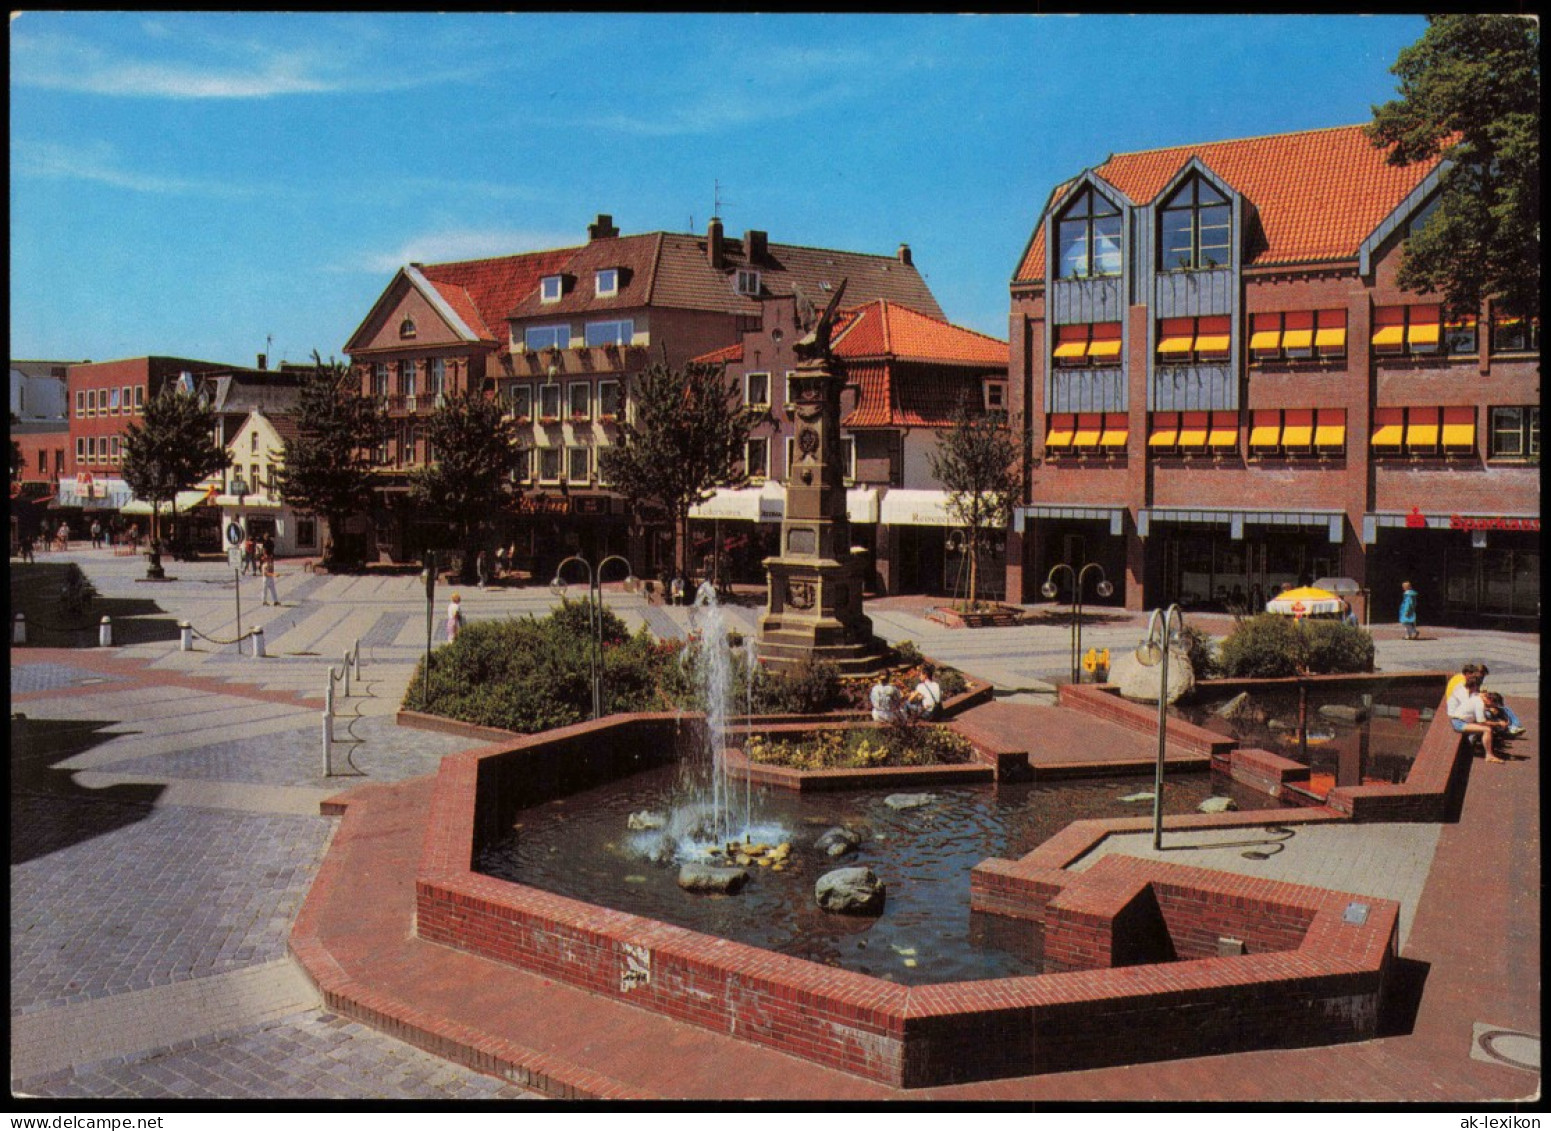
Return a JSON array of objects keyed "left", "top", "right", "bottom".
[
  {"left": 228, "top": 546, "right": 244, "bottom": 570},
  {"left": 227, "top": 522, "right": 244, "bottom": 546}
]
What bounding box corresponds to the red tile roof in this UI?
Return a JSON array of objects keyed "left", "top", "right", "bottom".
[
  {"left": 691, "top": 342, "right": 745, "bottom": 365},
  {"left": 1015, "top": 124, "right": 1442, "bottom": 282},
  {"left": 420, "top": 249, "right": 579, "bottom": 342},
  {"left": 833, "top": 301, "right": 1007, "bottom": 428}
]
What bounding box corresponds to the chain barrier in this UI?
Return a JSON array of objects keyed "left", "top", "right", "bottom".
[{"left": 188, "top": 624, "right": 263, "bottom": 647}]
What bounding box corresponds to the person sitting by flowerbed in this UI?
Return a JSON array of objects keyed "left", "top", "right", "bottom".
[{"left": 907, "top": 663, "right": 943, "bottom": 720}]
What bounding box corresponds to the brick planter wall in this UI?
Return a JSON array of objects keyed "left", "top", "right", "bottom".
[{"left": 412, "top": 712, "right": 1402, "bottom": 1088}]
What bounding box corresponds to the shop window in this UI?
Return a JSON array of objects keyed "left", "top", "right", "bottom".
[
  {"left": 1159, "top": 177, "right": 1231, "bottom": 271},
  {"left": 1488, "top": 406, "right": 1539, "bottom": 461},
  {"left": 598, "top": 380, "right": 622, "bottom": 420},
  {"left": 507, "top": 383, "right": 532, "bottom": 421},
  {"left": 539, "top": 447, "right": 563, "bottom": 482},
  {"left": 568, "top": 382, "right": 591, "bottom": 420},
  {"left": 1156, "top": 316, "right": 1229, "bottom": 364},
  {"left": 746, "top": 371, "right": 770, "bottom": 408},
  {"left": 567, "top": 446, "right": 590, "bottom": 484},
  {"left": 525, "top": 324, "right": 570, "bottom": 352},
  {"left": 1371, "top": 304, "right": 1442, "bottom": 357},
  {"left": 745, "top": 436, "right": 769, "bottom": 480},
  {"left": 1490, "top": 312, "right": 1540, "bottom": 353},
  {"left": 1056, "top": 186, "right": 1123, "bottom": 279}
]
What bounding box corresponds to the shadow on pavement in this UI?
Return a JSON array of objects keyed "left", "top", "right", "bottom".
[
  {"left": 9, "top": 715, "right": 164, "bottom": 864},
  {"left": 1378, "top": 955, "right": 1432, "bottom": 1037}
]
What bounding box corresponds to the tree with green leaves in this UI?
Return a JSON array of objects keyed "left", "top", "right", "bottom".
[
  {"left": 598, "top": 361, "right": 757, "bottom": 576},
  {"left": 1367, "top": 14, "right": 1540, "bottom": 320},
  {"left": 121, "top": 385, "right": 229, "bottom": 569},
  {"left": 276, "top": 355, "right": 389, "bottom": 569},
  {"left": 928, "top": 395, "right": 1020, "bottom": 612},
  {"left": 408, "top": 389, "right": 522, "bottom": 581}
]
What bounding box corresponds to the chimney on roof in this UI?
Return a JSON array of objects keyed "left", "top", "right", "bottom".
[
  {"left": 708, "top": 217, "right": 725, "bottom": 269},
  {"left": 588, "top": 213, "right": 619, "bottom": 241},
  {"left": 257, "top": 354, "right": 267, "bottom": 371},
  {"left": 897, "top": 244, "right": 913, "bottom": 267},
  {"left": 744, "top": 229, "right": 768, "bottom": 262}
]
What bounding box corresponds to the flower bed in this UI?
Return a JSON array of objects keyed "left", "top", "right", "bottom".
[{"left": 744, "top": 721, "right": 974, "bottom": 770}]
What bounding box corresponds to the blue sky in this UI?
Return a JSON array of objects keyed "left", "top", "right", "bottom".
[{"left": 10, "top": 12, "right": 1429, "bottom": 367}]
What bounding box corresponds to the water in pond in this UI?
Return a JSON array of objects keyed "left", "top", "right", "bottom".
[
  {"left": 1173, "top": 682, "right": 1439, "bottom": 796},
  {"left": 474, "top": 764, "right": 1273, "bottom": 985}
]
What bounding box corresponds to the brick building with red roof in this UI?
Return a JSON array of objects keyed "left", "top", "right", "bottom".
[
  {"left": 344, "top": 214, "right": 941, "bottom": 575},
  {"left": 689, "top": 297, "right": 1008, "bottom": 596},
  {"left": 1009, "top": 124, "right": 1539, "bottom": 627}
]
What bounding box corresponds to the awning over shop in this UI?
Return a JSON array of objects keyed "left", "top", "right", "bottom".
[
  {"left": 689, "top": 481, "right": 787, "bottom": 524},
  {"left": 880, "top": 489, "right": 956, "bottom": 527},
  {"left": 1138, "top": 507, "right": 1344, "bottom": 543},
  {"left": 846, "top": 487, "right": 879, "bottom": 525},
  {"left": 120, "top": 488, "right": 217, "bottom": 516},
  {"left": 55, "top": 476, "right": 134, "bottom": 510},
  {"left": 1014, "top": 505, "right": 1124, "bottom": 536}
]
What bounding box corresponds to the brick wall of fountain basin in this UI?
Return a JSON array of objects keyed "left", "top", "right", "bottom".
[
  {"left": 416, "top": 711, "right": 1400, "bottom": 1087},
  {"left": 1060, "top": 672, "right": 1464, "bottom": 820}
]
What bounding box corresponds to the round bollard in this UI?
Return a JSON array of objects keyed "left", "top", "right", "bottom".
[
  {"left": 99, "top": 615, "right": 113, "bottom": 647},
  {"left": 12, "top": 613, "right": 26, "bottom": 646},
  {"left": 179, "top": 621, "right": 193, "bottom": 652},
  {"left": 251, "top": 625, "right": 266, "bottom": 658}
]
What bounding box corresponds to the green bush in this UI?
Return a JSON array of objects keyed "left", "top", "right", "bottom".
[
  {"left": 1217, "top": 614, "right": 1374, "bottom": 678},
  {"left": 1178, "top": 623, "right": 1220, "bottom": 679},
  {"left": 891, "top": 640, "right": 925, "bottom": 667},
  {"left": 402, "top": 600, "right": 678, "bottom": 733},
  {"left": 753, "top": 656, "right": 844, "bottom": 715}
]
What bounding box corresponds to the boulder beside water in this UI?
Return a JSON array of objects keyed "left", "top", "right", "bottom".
[
  {"left": 1198, "top": 796, "right": 1238, "bottom": 814},
  {"left": 677, "top": 863, "right": 749, "bottom": 895},
  {"left": 627, "top": 811, "right": 667, "bottom": 831},
  {"left": 815, "top": 826, "right": 863, "bottom": 857},
  {"left": 1110, "top": 649, "right": 1195, "bottom": 704},
  {"left": 884, "top": 793, "right": 936, "bottom": 811},
  {"left": 815, "top": 867, "right": 886, "bottom": 915}
]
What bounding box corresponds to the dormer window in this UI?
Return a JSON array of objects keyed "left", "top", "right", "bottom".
[
  {"left": 1057, "top": 187, "right": 1122, "bottom": 279},
  {"left": 736, "top": 269, "right": 761, "bottom": 297},
  {"left": 540, "top": 275, "right": 564, "bottom": 303},
  {"left": 399, "top": 317, "right": 417, "bottom": 339},
  {"left": 595, "top": 268, "right": 619, "bottom": 297},
  {"left": 1160, "top": 178, "right": 1232, "bottom": 271}
]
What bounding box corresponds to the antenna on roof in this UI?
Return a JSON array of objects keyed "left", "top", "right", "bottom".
[{"left": 713, "top": 179, "right": 734, "bottom": 222}]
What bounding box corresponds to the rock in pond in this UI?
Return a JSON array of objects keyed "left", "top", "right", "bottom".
[
  {"left": 1197, "top": 795, "right": 1237, "bottom": 813},
  {"left": 1215, "top": 692, "right": 1252, "bottom": 719},
  {"left": 627, "top": 810, "right": 668, "bottom": 831},
  {"left": 815, "top": 867, "right": 886, "bottom": 915},
  {"left": 677, "top": 863, "right": 749, "bottom": 895},
  {"left": 815, "top": 826, "right": 863, "bottom": 857},
  {"left": 1318, "top": 703, "right": 1369, "bottom": 724},
  {"left": 1118, "top": 791, "right": 1155, "bottom": 803},
  {"left": 884, "top": 793, "right": 936, "bottom": 811}
]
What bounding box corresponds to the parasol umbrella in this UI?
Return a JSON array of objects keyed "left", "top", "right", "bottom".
[{"left": 1265, "top": 585, "right": 1344, "bottom": 617}]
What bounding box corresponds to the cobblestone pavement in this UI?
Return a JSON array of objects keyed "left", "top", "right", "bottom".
[{"left": 9, "top": 549, "right": 1539, "bottom": 1101}]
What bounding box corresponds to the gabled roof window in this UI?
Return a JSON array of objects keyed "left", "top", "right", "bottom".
[
  {"left": 595, "top": 268, "right": 619, "bottom": 298},
  {"left": 1057, "top": 187, "right": 1122, "bottom": 279},
  {"left": 399, "top": 317, "right": 417, "bottom": 339},
  {"left": 540, "top": 275, "right": 565, "bottom": 303},
  {"left": 736, "top": 269, "right": 761, "bottom": 297},
  {"left": 1159, "top": 177, "right": 1232, "bottom": 271}
]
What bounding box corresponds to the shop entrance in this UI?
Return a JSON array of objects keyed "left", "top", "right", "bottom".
[{"left": 1157, "top": 528, "right": 1334, "bottom": 613}]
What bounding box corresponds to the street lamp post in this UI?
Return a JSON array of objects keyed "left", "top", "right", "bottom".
[
  {"left": 230, "top": 477, "right": 249, "bottom": 656},
  {"left": 1041, "top": 562, "right": 1114, "bottom": 684},
  {"left": 1133, "top": 604, "right": 1186, "bottom": 851},
  {"left": 551, "top": 553, "right": 636, "bottom": 720}
]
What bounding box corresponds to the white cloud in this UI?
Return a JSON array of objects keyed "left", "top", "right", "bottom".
[
  {"left": 350, "top": 229, "right": 583, "bottom": 274},
  {"left": 10, "top": 24, "right": 450, "bottom": 99},
  {"left": 12, "top": 138, "right": 259, "bottom": 197}
]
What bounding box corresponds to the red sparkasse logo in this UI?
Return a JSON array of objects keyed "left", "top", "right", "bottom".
[{"left": 1449, "top": 514, "right": 1540, "bottom": 532}]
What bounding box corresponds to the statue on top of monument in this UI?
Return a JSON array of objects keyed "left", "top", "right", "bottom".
[{"left": 792, "top": 277, "right": 848, "bottom": 363}]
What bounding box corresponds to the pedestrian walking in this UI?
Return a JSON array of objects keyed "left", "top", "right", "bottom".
[
  {"left": 260, "top": 550, "right": 280, "bottom": 606},
  {"left": 90, "top": 520, "right": 103, "bottom": 549},
  {"left": 55, "top": 521, "right": 70, "bottom": 551},
  {"left": 446, "top": 593, "right": 464, "bottom": 642},
  {"left": 18, "top": 532, "right": 35, "bottom": 563},
  {"left": 1398, "top": 580, "right": 1419, "bottom": 640},
  {"left": 243, "top": 534, "right": 257, "bottom": 575}
]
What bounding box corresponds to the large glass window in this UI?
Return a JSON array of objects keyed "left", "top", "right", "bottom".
[
  {"left": 584, "top": 319, "right": 634, "bottom": 347},
  {"left": 1490, "top": 312, "right": 1540, "bottom": 353},
  {"left": 1056, "top": 188, "right": 1123, "bottom": 279},
  {"left": 598, "top": 380, "right": 622, "bottom": 419},
  {"left": 746, "top": 436, "right": 769, "bottom": 479},
  {"left": 539, "top": 384, "right": 561, "bottom": 420},
  {"left": 1159, "top": 178, "right": 1231, "bottom": 271},
  {"left": 398, "top": 359, "right": 416, "bottom": 397},
  {"left": 525, "top": 324, "right": 570, "bottom": 352}
]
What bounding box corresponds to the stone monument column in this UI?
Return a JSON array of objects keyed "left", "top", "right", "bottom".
[{"left": 756, "top": 281, "right": 885, "bottom": 674}]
